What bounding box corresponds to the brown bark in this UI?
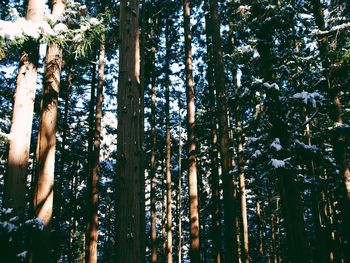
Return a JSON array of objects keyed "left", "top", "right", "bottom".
[
  {"left": 86, "top": 32, "right": 105, "bottom": 263},
  {"left": 256, "top": 201, "right": 264, "bottom": 259},
  {"left": 237, "top": 119, "right": 249, "bottom": 263},
  {"left": 4, "top": 0, "right": 44, "bottom": 218},
  {"left": 311, "top": 1, "right": 350, "bottom": 259},
  {"left": 165, "top": 24, "right": 173, "bottom": 263},
  {"left": 177, "top": 95, "right": 183, "bottom": 263},
  {"left": 115, "top": 0, "right": 144, "bottom": 261},
  {"left": 32, "top": 1, "right": 65, "bottom": 261},
  {"left": 204, "top": 10, "right": 221, "bottom": 263},
  {"left": 208, "top": 0, "right": 238, "bottom": 262},
  {"left": 183, "top": 0, "right": 201, "bottom": 261},
  {"left": 150, "top": 25, "right": 158, "bottom": 262}
]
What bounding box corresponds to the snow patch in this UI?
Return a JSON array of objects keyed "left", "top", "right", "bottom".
[{"left": 271, "top": 138, "right": 282, "bottom": 151}]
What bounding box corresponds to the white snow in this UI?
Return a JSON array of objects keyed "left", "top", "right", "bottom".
[
  {"left": 16, "top": 251, "right": 28, "bottom": 259},
  {"left": 271, "top": 138, "right": 282, "bottom": 151},
  {"left": 263, "top": 82, "right": 280, "bottom": 91},
  {"left": 292, "top": 91, "right": 322, "bottom": 108},
  {"left": 253, "top": 150, "right": 262, "bottom": 158},
  {"left": 271, "top": 159, "right": 285, "bottom": 168}
]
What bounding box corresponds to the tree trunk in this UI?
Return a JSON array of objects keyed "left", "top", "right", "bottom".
[
  {"left": 165, "top": 23, "right": 173, "bottom": 263},
  {"left": 177, "top": 95, "right": 183, "bottom": 263},
  {"left": 183, "top": 0, "right": 201, "bottom": 261},
  {"left": 115, "top": 0, "right": 144, "bottom": 261},
  {"left": 3, "top": 0, "right": 44, "bottom": 218},
  {"left": 150, "top": 23, "right": 158, "bottom": 262},
  {"left": 32, "top": 1, "right": 65, "bottom": 262},
  {"left": 208, "top": 0, "right": 238, "bottom": 262},
  {"left": 204, "top": 10, "right": 222, "bottom": 263},
  {"left": 86, "top": 32, "right": 105, "bottom": 263}
]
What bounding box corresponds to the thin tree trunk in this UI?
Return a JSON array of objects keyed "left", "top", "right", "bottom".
[
  {"left": 236, "top": 118, "right": 249, "bottom": 263},
  {"left": 115, "top": 0, "right": 144, "bottom": 261},
  {"left": 32, "top": 1, "right": 65, "bottom": 262},
  {"left": 150, "top": 24, "right": 158, "bottom": 262},
  {"left": 177, "top": 95, "right": 183, "bottom": 263},
  {"left": 208, "top": 0, "right": 238, "bottom": 261},
  {"left": 183, "top": 0, "right": 201, "bottom": 261},
  {"left": 85, "top": 57, "right": 97, "bottom": 261},
  {"left": 4, "top": 0, "right": 44, "bottom": 218},
  {"left": 204, "top": 10, "right": 221, "bottom": 263},
  {"left": 86, "top": 32, "right": 105, "bottom": 263},
  {"left": 165, "top": 24, "right": 173, "bottom": 263},
  {"left": 256, "top": 201, "right": 264, "bottom": 259}
]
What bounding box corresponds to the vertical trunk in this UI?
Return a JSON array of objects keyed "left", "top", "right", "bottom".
[
  {"left": 183, "top": 0, "right": 201, "bottom": 261},
  {"left": 204, "top": 10, "right": 221, "bottom": 263},
  {"left": 256, "top": 201, "right": 264, "bottom": 259},
  {"left": 177, "top": 96, "right": 183, "bottom": 263},
  {"left": 86, "top": 32, "right": 105, "bottom": 263},
  {"left": 165, "top": 26, "right": 173, "bottom": 263},
  {"left": 150, "top": 26, "right": 158, "bottom": 262},
  {"left": 208, "top": 0, "right": 238, "bottom": 262},
  {"left": 311, "top": 1, "right": 350, "bottom": 259},
  {"left": 32, "top": 1, "right": 65, "bottom": 262},
  {"left": 161, "top": 156, "right": 167, "bottom": 262},
  {"left": 85, "top": 58, "right": 96, "bottom": 261},
  {"left": 236, "top": 119, "right": 249, "bottom": 263},
  {"left": 115, "top": 0, "right": 144, "bottom": 261},
  {"left": 4, "top": 0, "right": 44, "bottom": 218}
]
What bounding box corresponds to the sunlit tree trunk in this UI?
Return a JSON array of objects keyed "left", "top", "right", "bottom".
[
  {"left": 3, "top": 0, "right": 44, "bottom": 218},
  {"left": 183, "top": 0, "right": 201, "bottom": 261},
  {"left": 177, "top": 95, "right": 183, "bottom": 263},
  {"left": 115, "top": 0, "right": 144, "bottom": 261},
  {"left": 209, "top": 0, "right": 238, "bottom": 261},
  {"left": 86, "top": 32, "right": 105, "bottom": 263},
  {"left": 32, "top": 1, "right": 65, "bottom": 261},
  {"left": 204, "top": 10, "right": 222, "bottom": 263}
]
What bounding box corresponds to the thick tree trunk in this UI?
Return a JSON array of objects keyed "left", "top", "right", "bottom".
[
  {"left": 204, "top": 10, "right": 222, "bottom": 263},
  {"left": 183, "top": 0, "right": 201, "bottom": 261},
  {"left": 3, "top": 0, "right": 44, "bottom": 218},
  {"left": 32, "top": 1, "right": 65, "bottom": 262},
  {"left": 208, "top": 0, "right": 238, "bottom": 262},
  {"left": 86, "top": 32, "right": 105, "bottom": 263},
  {"left": 115, "top": 0, "right": 144, "bottom": 261}
]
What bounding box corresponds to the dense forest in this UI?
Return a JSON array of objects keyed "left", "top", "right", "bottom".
[{"left": 0, "top": 0, "right": 349, "bottom": 262}]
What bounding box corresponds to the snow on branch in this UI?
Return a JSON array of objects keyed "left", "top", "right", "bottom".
[{"left": 311, "top": 22, "right": 350, "bottom": 37}]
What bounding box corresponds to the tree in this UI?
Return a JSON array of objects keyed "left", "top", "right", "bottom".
[
  {"left": 3, "top": 0, "right": 44, "bottom": 218},
  {"left": 208, "top": 0, "right": 238, "bottom": 261},
  {"left": 86, "top": 31, "right": 105, "bottom": 263},
  {"left": 183, "top": 0, "right": 201, "bottom": 261},
  {"left": 115, "top": 0, "right": 145, "bottom": 262},
  {"left": 32, "top": 0, "right": 65, "bottom": 261}
]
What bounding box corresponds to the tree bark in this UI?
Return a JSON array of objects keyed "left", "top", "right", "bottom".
[
  {"left": 150, "top": 22, "right": 158, "bottom": 262},
  {"left": 183, "top": 0, "right": 201, "bottom": 261},
  {"left": 115, "top": 0, "right": 144, "bottom": 261},
  {"left": 4, "top": 0, "right": 44, "bottom": 218},
  {"left": 177, "top": 95, "right": 183, "bottom": 263},
  {"left": 86, "top": 32, "right": 105, "bottom": 263},
  {"left": 165, "top": 23, "right": 173, "bottom": 263},
  {"left": 208, "top": 0, "right": 238, "bottom": 262},
  {"left": 204, "top": 10, "right": 222, "bottom": 263},
  {"left": 32, "top": 1, "right": 65, "bottom": 262}
]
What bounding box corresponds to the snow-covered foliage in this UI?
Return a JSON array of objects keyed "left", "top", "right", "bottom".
[{"left": 292, "top": 91, "right": 323, "bottom": 108}]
